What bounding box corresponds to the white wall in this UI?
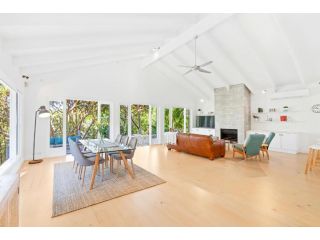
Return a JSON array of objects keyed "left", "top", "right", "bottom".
[
  {"left": 251, "top": 84, "right": 320, "bottom": 153},
  {"left": 23, "top": 60, "right": 199, "bottom": 160}
]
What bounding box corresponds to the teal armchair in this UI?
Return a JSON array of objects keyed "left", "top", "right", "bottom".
[
  {"left": 233, "top": 134, "right": 265, "bottom": 160},
  {"left": 260, "top": 132, "right": 275, "bottom": 159}
]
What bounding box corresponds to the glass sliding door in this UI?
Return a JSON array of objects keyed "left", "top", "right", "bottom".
[
  {"left": 0, "top": 82, "right": 10, "bottom": 165},
  {"left": 66, "top": 99, "right": 98, "bottom": 152},
  {"left": 172, "top": 107, "right": 184, "bottom": 132},
  {"left": 49, "top": 101, "right": 63, "bottom": 148},
  {"left": 120, "top": 105, "right": 129, "bottom": 135},
  {"left": 151, "top": 106, "right": 157, "bottom": 139},
  {"left": 164, "top": 108, "right": 170, "bottom": 132},
  {"left": 131, "top": 104, "right": 149, "bottom": 145},
  {"left": 100, "top": 104, "right": 110, "bottom": 138},
  {"left": 186, "top": 109, "right": 190, "bottom": 133}
]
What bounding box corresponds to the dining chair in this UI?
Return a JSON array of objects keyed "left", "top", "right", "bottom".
[
  {"left": 233, "top": 134, "right": 265, "bottom": 160},
  {"left": 115, "top": 134, "right": 122, "bottom": 144},
  {"left": 69, "top": 139, "right": 106, "bottom": 186},
  {"left": 120, "top": 135, "right": 129, "bottom": 145},
  {"left": 260, "top": 132, "right": 275, "bottom": 160},
  {"left": 110, "top": 137, "right": 138, "bottom": 177}
]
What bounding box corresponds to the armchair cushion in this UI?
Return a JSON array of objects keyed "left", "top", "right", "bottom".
[{"left": 233, "top": 143, "right": 244, "bottom": 151}]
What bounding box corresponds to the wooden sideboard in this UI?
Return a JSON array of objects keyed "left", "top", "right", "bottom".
[{"left": 0, "top": 174, "right": 19, "bottom": 227}]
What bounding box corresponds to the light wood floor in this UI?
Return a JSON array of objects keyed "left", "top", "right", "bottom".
[{"left": 19, "top": 145, "right": 320, "bottom": 226}]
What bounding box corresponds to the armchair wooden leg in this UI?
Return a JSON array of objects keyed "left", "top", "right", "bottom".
[
  {"left": 266, "top": 150, "right": 269, "bottom": 160},
  {"left": 233, "top": 149, "right": 235, "bottom": 158},
  {"left": 258, "top": 153, "right": 262, "bottom": 161},
  {"left": 82, "top": 166, "right": 86, "bottom": 186}
]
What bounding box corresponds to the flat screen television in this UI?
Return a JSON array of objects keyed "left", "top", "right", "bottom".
[{"left": 196, "top": 115, "right": 215, "bottom": 128}]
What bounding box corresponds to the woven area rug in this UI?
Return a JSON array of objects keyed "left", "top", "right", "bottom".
[{"left": 52, "top": 162, "right": 166, "bottom": 217}]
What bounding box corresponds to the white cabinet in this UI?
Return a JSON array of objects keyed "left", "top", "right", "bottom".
[
  {"left": 191, "top": 128, "right": 215, "bottom": 136},
  {"left": 247, "top": 130, "right": 299, "bottom": 154}
]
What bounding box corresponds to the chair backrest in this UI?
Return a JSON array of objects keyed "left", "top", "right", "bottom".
[
  {"left": 120, "top": 135, "right": 129, "bottom": 145},
  {"left": 244, "top": 134, "right": 265, "bottom": 156},
  {"left": 69, "top": 138, "right": 94, "bottom": 166},
  {"left": 126, "top": 137, "right": 138, "bottom": 159},
  {"left": 264, "top": 132, "right": 275, "bottom": 146},
  {"left": 115, "top": 134, "right": 122, "bottom": 144}
]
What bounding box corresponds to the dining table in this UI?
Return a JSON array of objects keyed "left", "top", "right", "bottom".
[{"left": 79, "top": 138, "right": 135, "bottom": 190}]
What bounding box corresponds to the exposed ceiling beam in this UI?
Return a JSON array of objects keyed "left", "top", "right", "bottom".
[
  {"left": 4, "top": 35, "right": 163, "bottom": 55},
  {"left": 13, "top": 44, "right": 152, "bottom": 67},
  {"left": 0, "top": 13, "right": 203, "bottom": 26},
  {"left": 162, "top": 55, "right": 211, "bottom": 99},
  {"left": 22, "top": 54, "right": 146, "bottom": 76},
  {"left": 205, "top": 32, "right": 257, "bottom": 93},
  {"left": 141, "top": 13, "right": 235, "bottom": 68},
  {"left": 271, "top": 14, "right": 306, "bottom": 86},
  {"left": 234, "top": 16, "right": 277, "bottom": 90}
]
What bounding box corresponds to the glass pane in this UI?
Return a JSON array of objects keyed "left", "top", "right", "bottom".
[
  {"left": 120, "top": 105, "right": 128, "bottom": 135},
  {"left": 151, "top": 106, "right": 157, "bottom": 139},
  {"left": 172, "top": 107, "right": 184, "bottom": 132},
  {"left": 100, "top": 104, "right": 110, "bottom": 138},
  {"left": 66, "top": 99, "right": 98, "bottom": 152},
  {"left": 131, "top": 104, "right": 149, "bottom": 145},
  {"left": 186, "top": 109, "right": 190, "bottom": 133},
  {"left": 164, "top": 108, "right": 170, "bottom": 132},
  {"left": 0, "top": 82, "right": 10, "bottom": 165},
  {"left": 49, "top": 101, "right": 63, "bottom": 148}
]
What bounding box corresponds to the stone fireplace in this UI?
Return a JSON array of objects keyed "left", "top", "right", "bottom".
[{"left": 214, "top": 84, "right": 251, "bottom": 143}]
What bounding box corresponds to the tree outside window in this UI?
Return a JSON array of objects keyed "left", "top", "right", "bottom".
[
  {"left": 120, "top": 105, "right": 128, "bottom": 135},
  {"left": 0, "top": 82, "right": 10, "bottom": 165},
  {"left": 172, "top": 107, "right": 184, "bottom": 132}
]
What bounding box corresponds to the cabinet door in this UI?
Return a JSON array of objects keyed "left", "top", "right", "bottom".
[
  {"left": 281, "top": 133, "right": 298, "bottom": 153},
  {"left": 269, "top": 133, "right": 282, "bottom": 152}
]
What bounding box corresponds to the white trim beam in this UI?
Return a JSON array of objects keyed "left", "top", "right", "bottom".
[{"left": 141, "top": 13, "right": 235, "bottom": 68}]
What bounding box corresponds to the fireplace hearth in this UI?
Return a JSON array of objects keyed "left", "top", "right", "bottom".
[{"left": 220, "top": 129, "right": 238, "bottom": 143}]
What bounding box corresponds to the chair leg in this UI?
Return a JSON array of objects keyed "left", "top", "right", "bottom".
[
  {"left": 82, "top": 166, "right": 86, "bottom": 186},
  {"left": 305, "top": 148, "right": 313, "bottom": 174},
  {"left": 266, "top": 150, "right": 269, "bottom": 160},
  {"left": 101, "top": 162, "right": 104, "bottom": 181},
  {"left": 130, "top": 159, "right": 135, "bottom": 177},
  {"left": 232, "top": 149, "right": 235, "bottom": 158},
  {"left": 258, "top": 153, "right": 262, "bottom": 161}
]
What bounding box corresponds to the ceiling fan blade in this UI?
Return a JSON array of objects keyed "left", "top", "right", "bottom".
[
  {"left": 178, "top": 65, "right": 193, "bottom": 68},
  {"left": 199, "top": 61, "right": 213, "bottom": 67},
  {"left": 184, "top": 69, "right": 194, "bottom": 75},
  {"left": 198, "top": 68, "right": 211, "bottom": 74}
]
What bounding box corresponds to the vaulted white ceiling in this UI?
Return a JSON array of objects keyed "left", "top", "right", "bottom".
[{"left": 0, "top": 13, "right": 319, "bottom": 96}]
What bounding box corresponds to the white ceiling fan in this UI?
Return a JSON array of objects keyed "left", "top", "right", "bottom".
[{"left": 179, "top": 35, "right": 213, "bottom": 75}]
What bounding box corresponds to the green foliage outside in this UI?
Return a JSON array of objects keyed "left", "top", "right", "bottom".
[
  {"left": 120, "top": 105, "right": 128, "bottom": 135},
  {"left": 49, "top": 101, "right": 63, "bottom": 140},
  {"left": 164, "top": 108, "right": 170, "bottom": 132},
  {"left": 66, "top": 99, "right": 98, "bottom": 140},
  {"left": 186, "top": 109, "right": 190, "bottom": 133},
  {"left": 0, "top": 83, "right": 10, "bottom": 165},
  {"left": 172, "top": 107, "right": 184, "bottom": 132},
  {"left": 100, "top": 104, "right": 110, "bottom": 138},
  {"left": 151, "top": 106, "right": 157, "bottom": 138},
  {"left": 131, "top": 104, "right": 149, "bottom": 135}
]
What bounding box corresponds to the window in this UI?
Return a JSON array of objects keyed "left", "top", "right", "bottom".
[
  {"left": 131, "top": 104, "right": 149, "bottom": 145},
  {"left": 100, "top": 104, "right": 110, "bottom": 138},
  {"left": 164, "top": 108, "right": 170, "bottom": 132},
  {"left": 0, "top": 82, "right": 10, "bottom": 165},
  {"left": 151, "top": 106, "right": 157, "bottom": 139},
  {"left": 120, "top": 105, "right": 128, "bottom": 135},
  {"left": 49, "top": 101, "right": 63, "bottom": 148},
  {"left": 172, "top": 107, "right": 184, "bottom": 132},
  {"left": 186, "top": 109, "right": 190, "bottom": 133},
  {"left": 66, "top": 99, "right": 98, "bottom": 151}
]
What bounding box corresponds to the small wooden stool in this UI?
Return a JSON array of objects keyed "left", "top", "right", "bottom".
[{"left": 305, "top": 145, "right": 320, "bottom": 174}]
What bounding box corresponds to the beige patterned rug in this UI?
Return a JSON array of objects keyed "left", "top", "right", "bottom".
[{"left": 52, "top": 162, "right": 166, "bottom": 217}]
